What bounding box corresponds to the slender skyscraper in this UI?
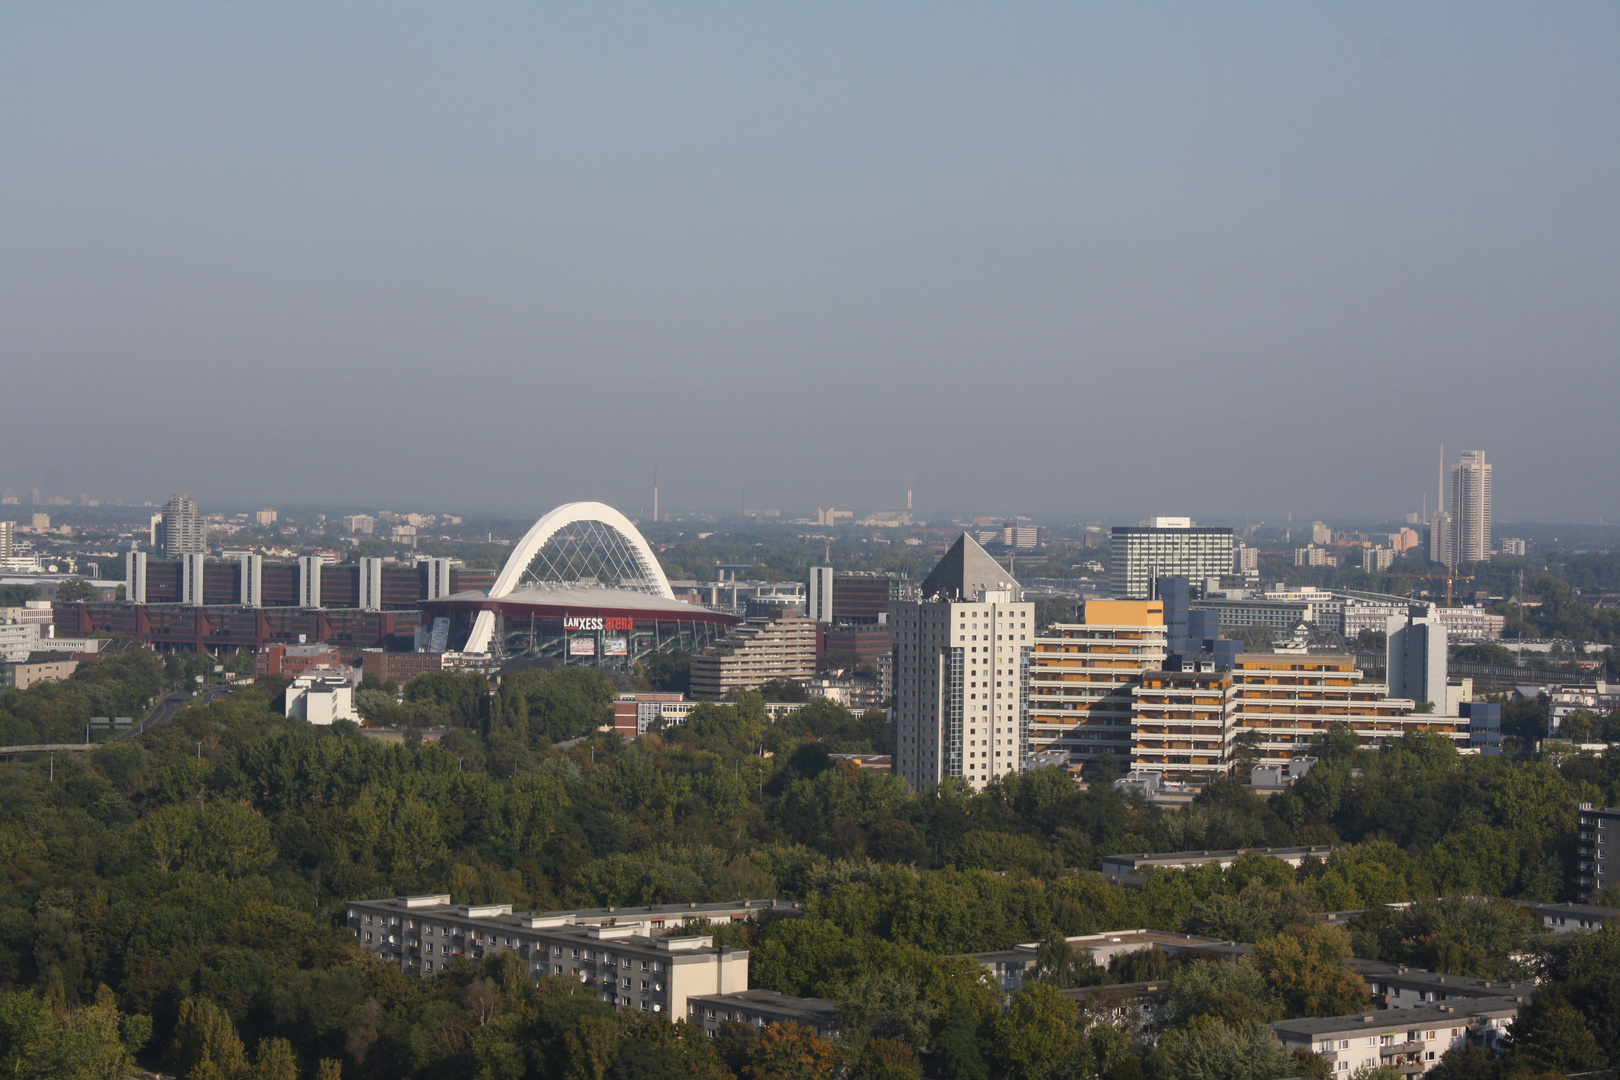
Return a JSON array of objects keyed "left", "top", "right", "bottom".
[
  {"left": 158, "top": 493, "right": 205, "bottom": 557},
  {"left": 1450, "top": 450, "right": 1492, "bottom": 564}
]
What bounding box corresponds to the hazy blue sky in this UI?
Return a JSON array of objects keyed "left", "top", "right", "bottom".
[{"left": 3, "top": 3, "right": 1616, "bottom": 522}]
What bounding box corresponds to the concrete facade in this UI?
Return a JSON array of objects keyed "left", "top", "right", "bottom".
[{"left": 347, "top": 896, "right": 770, "bottom": 1019}]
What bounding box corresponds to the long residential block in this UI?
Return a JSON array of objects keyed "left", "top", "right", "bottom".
[
  {"left": 345, "top": 896, "right": 794, "bottom": 1017},
  {"left": 1272, "top": 997, "right": 1523, "bottom": 1076}
]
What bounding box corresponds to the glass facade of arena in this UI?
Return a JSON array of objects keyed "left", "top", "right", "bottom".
[{"left": 434, "top": 605, "right": 737, "bottom": 671}]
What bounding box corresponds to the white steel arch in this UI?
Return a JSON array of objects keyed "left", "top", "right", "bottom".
[{"left": 463, "top": 501, "right": 672, "bottom": 653}]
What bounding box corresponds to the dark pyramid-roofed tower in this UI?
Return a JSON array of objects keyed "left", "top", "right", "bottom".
[{"left": 918, "top": 533, "right": 1023, "bottom": 602}]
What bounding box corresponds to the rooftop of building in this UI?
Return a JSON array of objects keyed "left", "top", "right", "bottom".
[
  {"left": 1100, "top": 845, "right": 1334, "bottom": 869},
  {"left": 1346, "top": 958, "right": 1535, "bottom": 998},
  {"left": 1061, "top": 980, "right": 1169, "bottom": 1004},
  {"left": 1515, "top": 899, "right": 1620, "bottom": 921},
  {"left": 1111, "top": 525, "right": 1234, "bottom": 534},
  {"left": 917, "top": 533, "right": 1023, "bottom": 602},
  {"left": 426, "top": 585, "right": 734, "bottom": 618},
  {"left": 17, "top": 651, "right": 77, "bottom": 664},
  {"left": 351, "top": 895, "right": 798, "bottom": 927},
  {"left": 689, "top": 989, "right": 838, "bottom": 1020},
  {"left": 1270, "top": 996, "right": 1525, "bottom": 1038},
  {"left": 966, "top": 929, "right": 1253, "bottom": 963}
]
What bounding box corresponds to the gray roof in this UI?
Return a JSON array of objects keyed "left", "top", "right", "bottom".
[
  {"left": 689, "top": 989, "right": 838, "bottom": 1022},
  {"left": 918, "top": 533, "right": 1022, "bottom": 602},
  {"left": 1516, "top": 899, "right": 1619, "bottom": 921},
  {"left": 1347, "top": 958, "right": 1534, "bottom": 999},
  {"left": 432, "top": 584, "right": 723, "bottom": 616},
  {"left": 1271, "top": 996, "right": 1525, "bottom": 1038},
  {"left": 1101, "top": 845, "right": 1333, "bottom": 869}
]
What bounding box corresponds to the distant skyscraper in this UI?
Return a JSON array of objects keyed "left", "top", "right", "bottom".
[
  {"left": 807, "top": 567, "right": 834, "bottom": 624},
  {"left": 1450, "top": 450, "right": 1492, "bottom": 564},
  {"left": 1429, "top": 512, "right": 1453, "bottom": 568},
  {"left": 0, "top": 520, "right": 13, "bottom": 558},
  {"left": 158, "top": 493, "right": 206, "bottom": 557}
]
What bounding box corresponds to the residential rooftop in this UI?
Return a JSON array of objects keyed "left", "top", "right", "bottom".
[{"left": 1270, "top": 996, "right": 1525, "bottom": 1038}]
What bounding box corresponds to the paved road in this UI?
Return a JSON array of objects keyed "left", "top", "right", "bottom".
[
  {"left": 0, "top": 687, "right": 235, "bottom": 757},
  {"left": 122, "top": 685, "right": 234, "bottom": 739}
]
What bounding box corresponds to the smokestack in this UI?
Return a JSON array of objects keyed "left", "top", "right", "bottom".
[
  {"left": 653, "top": 486, "right": 658, "bottom": 523},
  {"left": 906, "top": 489, "right": 912, "bottom": 510}
]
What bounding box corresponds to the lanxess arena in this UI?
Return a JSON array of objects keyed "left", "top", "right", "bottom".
[{"left": 420, "top": 502, "right": 737, "bottom": 667}]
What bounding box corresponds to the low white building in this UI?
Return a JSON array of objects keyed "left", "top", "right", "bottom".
[
  {"left": 1271, "top": 997, "right": 1523, "bottom": 1075},
  {"left": 0, "top": 620, "right": 40, "bottom": 663},
  {"left": 1548, "top": 682, "right": 1618, "bottom": 732},
  {"left": 284, "top": 671, "right": 358, "bottom": 725}
]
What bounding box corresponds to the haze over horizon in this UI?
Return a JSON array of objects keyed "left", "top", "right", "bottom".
[{"left": 3, "top": 4, "right": 1616, "bottom": 522}]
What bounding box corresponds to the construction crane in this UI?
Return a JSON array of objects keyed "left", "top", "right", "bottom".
[{"left": 1379, "top": 569, "right": 1476, "bottom": 607}]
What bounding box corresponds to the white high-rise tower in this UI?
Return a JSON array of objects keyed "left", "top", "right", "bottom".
[
  {"left": 1450, "top": 450, "right": 1492, "bottom": 565},
  {"left": 891, "top": 534, "right": 1034, "bottom": 791}
]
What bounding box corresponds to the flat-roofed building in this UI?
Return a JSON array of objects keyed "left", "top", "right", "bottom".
[
  {"left": 346, "top": 895, "right": 780, "bottom": 1017},
  {"left": 1130, "top": 667, "right": 1237, "bottom": 783},
  {"left": 1110, "top": 523, "right": 1234, "bottom": 599},
  {"left": 284, "top": 672, "right": 358, "bottom": 725},
  {"left": 1099, "top": 845, "right": 1334, "bottom": 885},
  {"left": 360, "top": 648, "right": 444, "bottom": 685},
  {"left": 688, "top": 610, "right": 818, "bottom": 697},
  {"left": 1271, "top": 998, "right": 1523, "bottom": 1076},
  {"left": 1346, "top": 958, "right": 1535, "bottom": 1009},
  {"left": 1191, "top": 596, "right": 1321, "bottom": 634},
  {"left": 0, "top": 652, "right": 79, "bottom": 690},
  {"left": 968, "top": 929, "right": 1253, "bottom": 993},
  {"left": 614, "top": 692, "right": 687, "bottom": 736},
  {"left": 1027, "top": 600, "right": 1166, "bottom": 766},
  {"left": 1576, "top": 804, "right": 1619, "bottom": 900},
  {"left": 1227, "top": 654, "right": 1463, "bottom": 765},
  {"left": 0, "top": 619, "right": 40, "bottom": 663},
  {"left": 256, "top": 642, "right": 344, "bottom": 677},
  {"left": 1518, "top": 899, "right": 1618, "bottom": 934},
  {"left": 688, "top": 990, "right": 838, "bottom": 1039}
]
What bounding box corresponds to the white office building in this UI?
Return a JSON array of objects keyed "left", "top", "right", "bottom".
[
  {"left": 1110, "top": 521, "right": 1235, "bottom": 599},
  {"left": 892, "top": 534, "right": 1033, "bottom": 791},
  {"left": 284, "top": 671, "right": 357, "bottom": 725}
]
